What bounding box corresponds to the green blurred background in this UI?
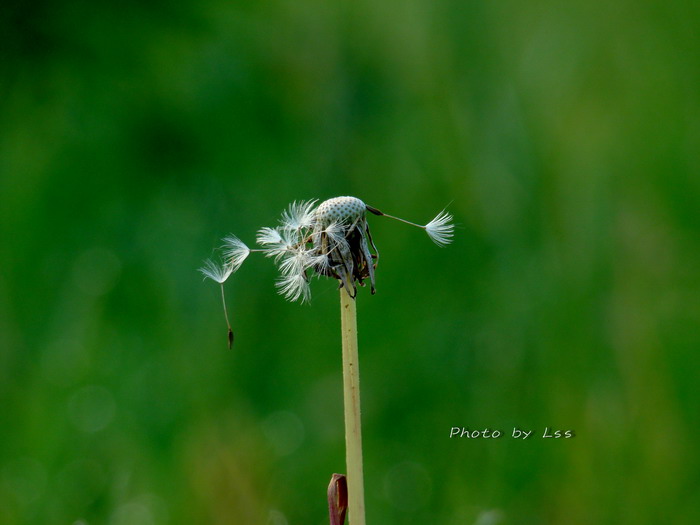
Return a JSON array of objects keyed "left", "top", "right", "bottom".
[{"left": 2, "top": 0, "right": 699, "bottom": 523}]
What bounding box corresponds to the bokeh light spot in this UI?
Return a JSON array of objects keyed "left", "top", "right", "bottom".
[
  {"left": 261, "top": 411, "right": 305, "bottom": 456},
  {"left": 383, "top": 461, "right": 432, "bottom": 512},
  {"left": 68, "top": 385, "right": 116, "bottom": 433}
]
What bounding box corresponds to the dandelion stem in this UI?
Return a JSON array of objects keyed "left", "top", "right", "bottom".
[{"left": 339, "top": 287, "right": 366, "bottom": 525}]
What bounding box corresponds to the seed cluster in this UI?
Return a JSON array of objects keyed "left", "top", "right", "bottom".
[
  {"left": 200, "top": 196, "right": 454, "bottom": 346},
  {"left": 315, "top": 196, "right": 367, "bottom": 225},
  {"left": 312, "top": 197, "right": 377, "bottom": 298},
  {"left": 201, "top": 196, "right": 454, "bottom": 305}
]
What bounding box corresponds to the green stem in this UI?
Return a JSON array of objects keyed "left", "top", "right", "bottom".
[{"left": 339, "top": 287, "right": 366, "bottom": 525}]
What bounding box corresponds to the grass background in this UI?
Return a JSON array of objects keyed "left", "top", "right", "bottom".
[{"left": 1, "top": 0, "right": 699, "bottom": 523}]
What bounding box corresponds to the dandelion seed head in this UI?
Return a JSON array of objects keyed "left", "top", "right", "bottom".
[
  {"left": 315, "top": 196, "right": 366, "bottom": 226},
  {"left": 202, "top": 195, "right": 454, "bottom": 309}
]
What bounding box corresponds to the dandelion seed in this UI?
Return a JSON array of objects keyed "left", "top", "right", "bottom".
[
  {"left": 258, "top": 226, "right": 302, "bottom": 261},
  {"left": 311, "top": 253, "right": 331, "bottom": 274},
  {"left": 198, "top": 258, "right": 233, "bottom": 284},
  {"left": 256, "top": 226, "right": 283, "bottom": 246},
  {"left": 311, "top": 221, "right": 349, "bottom": 259},
  {"left": 280, "top": 200, "right": 318, "bottom": 231},
  {"left": 424, "top": 210, "right": 454, "bottom": 247},
  {"left": 221, "top": 235, "right": 251, "bottom": 272},
  {"left": 278, "top": 246, "right": 315, "bottom": 276},
  {"left": 324, "top": 221, "right": 349, "bottom": 245},
  {"left": 200, "top": 235, "right": 252, "bottom": 349},
  {"left": 366, "top": 205, "right": 455, "bottom": 247},
  {"left": 199, "top": 258, "right": 235, "bottom": 348},
  {"left": 276, "top": 272, "right": 311, "bottom": 302}
]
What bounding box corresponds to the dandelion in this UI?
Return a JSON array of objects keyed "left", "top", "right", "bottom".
[
  {"left": 199, "top": 196, "right": 454, "bottom": 525},
  {"left": 201, "top": 196, "right": 454, "bottom": 308},
  {"left": 251, "top": 196, "right": 454, "bottom": 301}
]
